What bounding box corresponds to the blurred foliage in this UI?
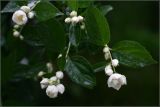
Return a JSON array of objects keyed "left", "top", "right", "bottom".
[{"left": 1, "top": 0, "right": 159, "bottom": 106}]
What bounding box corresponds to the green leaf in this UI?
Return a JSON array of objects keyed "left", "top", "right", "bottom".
[
  {"left": 22, "top": 18, "right": 66, "bottom": 57},
  {"left": 33, "top": 1, "right": 63, "bottom": 22},
  {"left": 1, "top": 1, "right": 27, "bottom": 13},
  {"left": 78, "top": 0, "right": 94, "bottom": 8},
  {"left": 85, "top": 6, "right": 110, "bottom": 46},
  {"left": 99, "top": 5, "right": 113, "bottom": 16},
  {"left": 68, "top": 24, "right": 82, "bottom": 47},
  {"left": 67, "top": 0, "right": 78, "bottom": 11},
  {"left": 112, "top": 40, "right": 157, "bottom": 68},
  {"left": 1, "top": 52, "right": 16, "bottom": 84},
  {"left": 93, "top": 61, "right": 107, "bottom": 73},
  {"left": 57, "top": 50, "right": 66, "bottom": 70},
  {"left": 65, "top": 56, "right": 96, "bottom": 89}
]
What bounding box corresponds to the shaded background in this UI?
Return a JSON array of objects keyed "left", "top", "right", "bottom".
[{"left": 1, "top": 1, "right": 159, "bottom": 106}]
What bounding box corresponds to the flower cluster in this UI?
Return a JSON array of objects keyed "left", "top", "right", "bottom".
[
  {"left": 103, "top": 45, "right": 127, "bottom": 90},
  {"left": 12, "top": 5, "right": 35, "bottom": 40},
  {"left": 64, "top": 10, "right": 85, "bottom": 29},
  {"left": 38, "top": 62, "right": 65, "bottom": 98}
]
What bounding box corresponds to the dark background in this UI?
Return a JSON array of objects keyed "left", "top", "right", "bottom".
[{"left": 1, "top": 1, "right": 159, "bottom": 106}]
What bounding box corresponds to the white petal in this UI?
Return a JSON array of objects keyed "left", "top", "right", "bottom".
[
  {"left": 20, "top": 6, "right": 31, "bottom": 13},
  {"left": 111, "top": 59, "right": 119, "bottom": 67},
  {"left": 56, "top": 71, "right": 64, "bottom": 79},
  {"left": 50, "top": 76, "right": 57, "bottom": 82},
  {"left": 105, "top": 68, "right": 113, "bottom": 76},
  {"left": 57, "top": 84, "right": 65, "bottom": 94},
  {"left": 46, "top": 85, "right": 58, "bottom": 98},
  {"left": 104, "top": 52, "right": 110, "bottom": 60},
  {"left": 70, "top": 11, "right": 77, "bottom": 17},
  {"left": 113, "top": 83, "right": 121, "bottom": 90},
  {"left": 120, "top": 75, "right": 127, "bottom": 85},
  {"left": 103, "top": 47, "right": 109, "bottom": 53}
]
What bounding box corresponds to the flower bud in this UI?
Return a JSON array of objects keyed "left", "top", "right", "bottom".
[
  {"left": 80, "top": 25, "right": 85, "bottom": 30},
  {"left": 103, "top": 47, "right": 109, "bottom": 53},
  {"left": 46, "top": 62, "right": 53, "bottom": 72},
  {"left": 107, "top": 73, "right": 127, "bottom": 90},
  {"left": 70, "top": 11, "right": 77, "bottom": 17},
  {"left": 14, "top": 25, "right": 19, "bottom": 29},
  {"left": 57, "top": 84, "right": 65, "bottom": 94},
  {"left": 71, "top": 16, "right": 79, "bottom": 24},
  {"left": 105, "top": 65, "right": 113, "bottom": 76},
  {"left": 105, "top": 68, "right": 113, "bottom": 76},
  {"left": 12, "top": 10, "right": 28, "bottom": 25},
  {"left": 28, "top": 11, "right": 35, "bottom": 19},
  {"left": 13, "top": 31, "right": 20, "bottom": 37},
  {"left": 40, "top": 78, "right": 49, "bottom": 89},
  {"left": 20, "top": 6, "right": 31, "bottom": 13},
  {"left": 19, "top": 35, "right": 24, "bottom": 40},
  {"left": 111, "top": 59, "right": 119, "bottom": 67},
  {"left": 77, "top": 16, "right": 84, "bottom": 22},
  {"left": 50, "top": 76, "right": 57, "bottom": 82},
  {"left": 64, "top": 17, "right": 71, "bottom": 23},
  {"left": 56, "top": 71, "right": 64, "bottom": 79},
  {"left": 46, "top": 85, "right": 58, "bottom": 98},
  {"left": 104, "top": 52, "right": 110, "bottom": 60},
  {"left": 38, "top": 71, "right": 45, "bottom": 77}
]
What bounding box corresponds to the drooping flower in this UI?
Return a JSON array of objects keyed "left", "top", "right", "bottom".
[
  {"left": 104, "top": 52, "right": 110, "bottom": 60},
  {"left": 64, "top": 17, "right": 71, "bottom": 23},
  {"left": 40, "top": 78, "right": 49, "bottom": 89},
  {"left": 20, "top": 6, "right": 31, "bottom": 13},
  {"left": 13, "top": 31, "right": 20, "bottom": 37},
  {"left": 105, "top": 65, "right": 113, "bottom": 76},
  {"left": 46, "top": 85, "right": 58, "bottom": 98},
  {"left": 111, "top": 59, "right": 119, "bottom": 67},
  {"left": 107, "top": 73, "right": 127, "bottom": 90},
  {"left": 77, "top": 15, "right": 84, "bottom": 22},
  {"left": 71, "top": 16, "right": 79, "bottom": 24},
  {"left": 56, "top": 71, "right": 64, "bottom": 79},
  {"left": 56, "top": 84, "right": 65, "bottom": 94},
  {"left": 28, "top": 11, "right": 35, "bottom": 19},
  {"left": 70, "top": 11, "right": 77, "bottom": 17},
  {"left": 12, "top": 10, "right": 28, "bottom": 25},
  {"left": 103, "top": 46, "right": 109, "bottom": 53}
]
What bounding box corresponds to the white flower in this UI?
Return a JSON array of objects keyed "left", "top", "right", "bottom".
[
  {"left": 14, "top": 25, "right": 19, "bottom": 29},
  {"left": 77, "top": 16, "right": 84, "bottom": 22},
  {"left": 28, "top": 11, "right": 35, "bottom": 19},
  {"left": 13, "top": 31, "right": 20, "bottom": 37},
  {"left": 105, "top": 65, "right": 113, "bottom": 76},
  {"left": 56, "top": 71, "right": 64, "bottom": 79},
  {"left": 64, "top": 17, "right": 71, "bottom": 23},
  {"left": 20, "top": 6, "right": 31, "bottom": 13},
  {"left": 80, "top": 25, "right": 85, "bottom": 29},
  {"left": 40, "top": 78, "right": 49, "bottom": 89},
  {"left": 71, "top": 16, "right": 79, "bottom": 24},
  {"left": 57, "top": 84, "right": 65, "bottom": 94},
  {"left": 46, "top": 62, "right": 53, "bottom": 72},
  {"left": 50, "top": 76, "right": 57, "bottom": 82},
  {"left": 107, "top": 73, "right": 127, "bottom": 90},
  {"left": 112, "top": 59, "right": 119, "bottom": 67},
  {"left": 46, "top": 85, "right": 58, "bottom": 98},
  {"left": 12, "top": 10, "right": 28, "bottom": 25},
  {"left": 103, "top": 47, "right": 109, "bottom": 53},
  {"left": 70, "top": 11, "right": 77, "bottom": 17},
  {"left": 104, "top": 52, "right": 110, "bottom": 60},
  {"left": 38, "top": 71, "right": 45, "bottom": 77}
]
